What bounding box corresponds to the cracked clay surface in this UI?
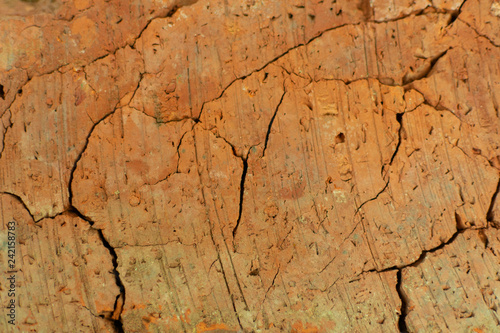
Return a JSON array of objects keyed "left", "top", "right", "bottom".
[{"left": 1, "top": 0, "right": 500, "bottom": 332}]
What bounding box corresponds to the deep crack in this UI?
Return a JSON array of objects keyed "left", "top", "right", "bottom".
[
  {"left": 487, "top": 178, "right": 500, "bottom": 225},
  {"left": 67, "top": 103, "right": 128, "bottom": 332},
  {"left": 396, "top": 269, "right": 409, "bottom": 333},
  {"left": 445, "top": 0, "right": 467, "bottom": 26},
  {"left": 232, "top": 157, "right": 248, "bottom": 239},
  {"left": 385, "top": 112, "right": 404, "bottom": 174},
  {"left": 97, "top": 229, "right": 126, "bottom": 333}
]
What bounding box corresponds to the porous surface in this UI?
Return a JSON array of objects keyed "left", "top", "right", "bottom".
[{"left": 1, "top": 0, "right": 499, "bottom": 332}]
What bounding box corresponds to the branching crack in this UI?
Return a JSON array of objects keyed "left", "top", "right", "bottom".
[
  {"left": 66, "top": 92, "right": 139, "bottom": 332},
  {"left": 197, "top": 16, "right": 428, "bottom": 117}
]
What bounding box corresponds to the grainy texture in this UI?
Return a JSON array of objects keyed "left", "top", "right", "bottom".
[
  {"left": 401, "top": 229, "right": 500, "bottom": 332},
  {"left": 0, "top": 193, "right": 119, "bottom": 332},
  {"left": 1, "top": 0, "right": 499, "bottom": 332}
]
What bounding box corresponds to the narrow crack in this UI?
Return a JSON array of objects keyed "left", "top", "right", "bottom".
[
  {"left": 262, "top": 86, "right": 286, "bottom": 157},
  {"left": 458, "top": 17, "right": 500, "bottom": 48},
  {"left": 67, "top": 110, "right": 116, "bottom": 214},
  {"left": 0, "top": 191, "right": 35, "bottom": 221},
  {"left": 194, "top": 10, "right": 445, "bottom": 119},
  {"left": 215, "top": 253, "right": 243, "bottom": 330},
  {"left": 402, "top": 49, "right": 450, "bottom": 85},
  {"left": 131, "top": 2, "right": 192, "bottom": 49},
  {"left": 1, "top": 1, "right": 190, "bottom": 122},
  {"left": 2, "top": 189, "right": 127, "bottom": 332},
  {"left": 354, "top": 179, "right": 390, "bottom": 217}
]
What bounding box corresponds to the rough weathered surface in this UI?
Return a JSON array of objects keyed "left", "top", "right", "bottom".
[
  {"left": 401, "top": 229, "right": 500, "bottom": 332},
  {"left": 0, "top": 193, "right": 119, "bottom": 332},
  {"left": 1, "top": 0, "right": 500, "bottom": 332}
]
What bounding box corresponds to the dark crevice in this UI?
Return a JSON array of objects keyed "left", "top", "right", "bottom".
[
  {"left": 409, "top": 228, "right": 463, "bottom": 268},
  {"left": 67, "top": 204, "right": 125, "bottom": 332},
  {"left": 66, "top": 104, "right": 126, "bottom": 331},
  {"left": 66, "top": 205, "right": 93, "bottom": 222},
  {"left": 97, "top": 229, "right": 126, "bottom": 333},
  {"left": 381, "top": 112, "right": 404, "bottom": 179},
  {"left": 232, "top": 157, "right": 248, "bottom": 239},
  {"left": 390, "top": 113, "right": 403, "bottom": 164},
  {"left": 446, "top": 0, "right": 467, "bottom": 26},
  {"left": 262, "top": 88, "right": 286, "bottom": 157},
  {"left": 0, "top": 84, "right": 5, "bottom": 100},
  {"left": 165, "top": 5, "right": 180, "bottom": 17},
  {"left": 66, "top": 201, "right": 126, "bottom": 332},
  {"left": 392, "top": 223, "right": 470, "bottom": 331},
  {"left": 368, "top": 222, "right": 470, "bottom": 331},
  {"left": 487, "top": 178, "right": 500, "bottom": 224},
  {"left": 363, "top": 209, "right": 468, "bottom": 276},
  {"left": 396, "top": 269, "right": 409, "bottom": 333},
  {"left": 402, "top": 49, "right": 449, "bottom": 85},
  {"left": 232, "top": 83, "right": 286, "bottom": 240},
  {"left": 0, "top": 117, "right": 13, "bottom": 160}
]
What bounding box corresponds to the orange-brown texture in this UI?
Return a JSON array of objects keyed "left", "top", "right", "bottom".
[{"left": 0, "top": 0, "right": 499, "bottom": 332}]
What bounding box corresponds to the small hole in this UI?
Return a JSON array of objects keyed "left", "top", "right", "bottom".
[
  {"left": 308, "top": 14, "right": 316, "bottom": 20},
  {"left": 335, "top": 133, "right": 345, "bottom": 143},
  {"left": 288, "top": 13, "right": 293, "bottom": 19},
  {"left": 18, "top": 89, "right": 23, "bottom": 95}
]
